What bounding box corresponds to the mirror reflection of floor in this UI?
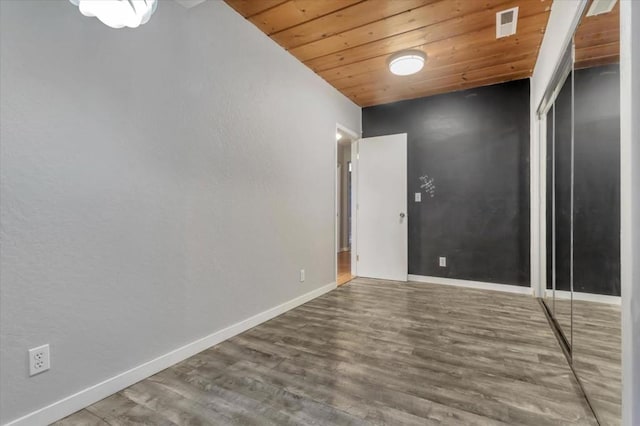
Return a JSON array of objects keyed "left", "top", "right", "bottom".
[
  {"left": 554, "top": 297, "right": 572, "bottom": 347},
  {"left": 542, "top": 292, "right": 572, "bottom": 347},
  {"left": 572, "top": 300, "right": 621, "bottom": 426},
  {"left": 541, "top": 294, "right": 620, "bottom": 425}
]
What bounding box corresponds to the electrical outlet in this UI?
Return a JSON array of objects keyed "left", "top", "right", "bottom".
[
  {"left": 300, "top": 269, "right": 305, "bottom": 282},
  {"left": 29, "top": 344, "right": 50, "bottom": 376},
  {"left": 439, "top": 257, "right": 447, "bottom": 267}
]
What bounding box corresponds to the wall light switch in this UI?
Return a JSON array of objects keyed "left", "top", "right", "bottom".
[
  {"left": 415, "top": 192, "right": 422, "bottom": 202},
  {"left": 439, "top": 257, "right": 447, "bottom": 267},
  {"left": 300, "top": 269, "right": 305, "bottom": 282}
]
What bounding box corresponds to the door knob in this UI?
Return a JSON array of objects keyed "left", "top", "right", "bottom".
[{"left": 399, "top": 212, "right": 406, "bottom": 218}]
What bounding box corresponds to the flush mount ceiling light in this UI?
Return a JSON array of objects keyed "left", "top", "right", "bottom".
[
  {"left": 69, "top": 0, "right": 158, "bottom": 29},
  {"left": 388, "top": 50, "right": 426, "bottom": 76}
]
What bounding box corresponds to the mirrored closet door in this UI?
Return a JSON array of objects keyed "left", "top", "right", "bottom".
[
  {"left": 572, "top": 2, "right": 621, "bottom": 424},
  {"left": 543, "top": 42, "right": 574, "bottom": 351},
  {"left": 540, "top": 2, "right": 621, "bottom": 425}
]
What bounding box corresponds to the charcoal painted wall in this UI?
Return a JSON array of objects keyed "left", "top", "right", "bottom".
[
  {"left": 362, "top": 79, "right": 531, "bottom": 286},
  {"left": 547, "top": 71, "right": 574, "bottom": 293},
  {"left": 546, "top": 64, "right": 621, "bottom": 296}
]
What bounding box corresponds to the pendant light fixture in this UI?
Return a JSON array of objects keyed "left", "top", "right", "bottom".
[
  {"left": 69, "top": 0, "right": 158, "bottom": 29},
  {"left": 388, "top": 50, "right": 427, "bottom": 76}
]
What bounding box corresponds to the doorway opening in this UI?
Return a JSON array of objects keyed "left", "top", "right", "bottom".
[{"left": 336, "top": 125, "right": 357, "bottom": 286}]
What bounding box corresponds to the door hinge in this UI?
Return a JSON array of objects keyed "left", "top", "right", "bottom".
[{"left": 357, "top": 255, "right": 359, "bottom": 262}]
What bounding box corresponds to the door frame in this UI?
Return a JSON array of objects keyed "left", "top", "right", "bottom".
[
  {"left": 335, "top": 123, "right": 360, "bottom": 282},
  {"left": 535, "top": 41, "right": 574, "bottom": 300}
]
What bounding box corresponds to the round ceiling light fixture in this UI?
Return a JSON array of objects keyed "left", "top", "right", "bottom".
[
  {"left": 69, "top": 0, "right": 158, "bottom": 29},
  {"left": 388, "top": 50, "right": 426, "bottom": 76}
]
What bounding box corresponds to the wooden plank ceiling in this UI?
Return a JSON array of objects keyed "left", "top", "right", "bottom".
[
  {"left": 575, "top": 1, "right": 620, "bottom": 69},
  {"left": 225, "top": 0, "right": 552, "bottom": 107}
]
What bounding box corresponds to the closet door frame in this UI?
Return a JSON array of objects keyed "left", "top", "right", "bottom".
[{"left": 536, "top": 41, "right": 575, "bottom": 354}]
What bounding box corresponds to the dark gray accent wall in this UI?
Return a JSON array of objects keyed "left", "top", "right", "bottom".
[
  {"left": 548, "top": 71, "right": 574, "bottom": 292},
  {"left": 362, "top": 79, "right": 531, "bottom": 286},
  {"left": 546, "top": 64, "right": 621, "bottom": 296}
]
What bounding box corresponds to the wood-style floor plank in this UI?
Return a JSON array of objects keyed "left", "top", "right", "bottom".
[{"left": 54, "top": 278, "right": 598, "bottom": 425}]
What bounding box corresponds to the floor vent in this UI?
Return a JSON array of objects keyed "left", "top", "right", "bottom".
[
  {"left": 586, "top": 0, "right": 617, "bottom": 17},
  {"left": 496, "top": 7, "right": 519, "bottom": 38}
]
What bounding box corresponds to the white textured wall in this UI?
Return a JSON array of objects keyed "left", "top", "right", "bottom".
[
  {"left": 620, "top": 1, "right": 640, "bottom": 424},
  {"left": 0, "top": 0, "right": 360, "bottom": 423}
]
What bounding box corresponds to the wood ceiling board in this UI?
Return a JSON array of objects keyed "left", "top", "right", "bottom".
[
  {"left": 575, "top": 3, "right": 619, "bottom": 49},
  {"left": 575, "top": 0, "right": 619, "bottom": 42},
  {"left": 225, "top": 0, "right": 287, "bottom": 18},
  {"left": 574, "top": 55, "right": 619, "bottom": 70},
  {"left": 355, "top": 55, "right": 535, "bottom": 93},
  {"left": 575, "top": 31, "right": 620, "bottom": 68},
  {"left": 358, "top": 68, "right": 532, "bottom": 107},
  {"left": 574, "top": 1, "right": 619, "bottom": 70},
  {"left": 575, "top": 27, "right": 619, "bottom": 50},
  {"left": 575, "top": 43, "right": 620, "bottom": 69},
  {"left": 320, "top": 35, "right": 538, "bottom": 90},
  {"left": 290, "top": 0, "right": 516, "bottom": 63},
  {"left": 270, "top": 0, "right": 433, "bottom": 49},
  {"left": 319, "top": 18, "right": 546, "bottom": 89},
  {"left": 248, "top": 0, "right": 363, "bottom": 35},
  {"left": 303, "top": 3, "right": 547, "bottom": 72},
  {"left": 342, "top": 52, "right": 533, "bottom": 98},
  {"left": 225, "top": 0, "right": 552, "bottom": 106},
  {"left": 331, "top": 41, "right": 542, "bottom": 92}
]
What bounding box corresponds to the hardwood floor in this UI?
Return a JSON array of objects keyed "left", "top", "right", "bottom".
[
  {"left": 337, "top": 250, "right": 353, "bottom": 286},
  {"left": 55, "top": 278, "right": 597, "bottom": 425}
]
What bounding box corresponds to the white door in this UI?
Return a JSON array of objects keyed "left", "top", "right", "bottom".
[{"left": 357, "top": 133, "right": 407, "bottom": 281}]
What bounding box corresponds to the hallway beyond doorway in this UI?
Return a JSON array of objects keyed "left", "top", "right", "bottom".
[{"left": 337, "top": 250, "right": 353, "bottom": 286}]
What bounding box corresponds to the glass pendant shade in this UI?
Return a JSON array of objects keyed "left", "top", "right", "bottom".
[{"left": 69, "top": 0, "right": 158, "bottom": 29}]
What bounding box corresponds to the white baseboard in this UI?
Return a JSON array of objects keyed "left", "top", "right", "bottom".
[
  {"left": 544, "top": 289, "right": 621, "bottom": 305},
  {"left": 408, "top": 274, "right": 533, "bottom": 295},
  {"left": 4, "top": 282, "right": 337, "bottom": 426}
]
